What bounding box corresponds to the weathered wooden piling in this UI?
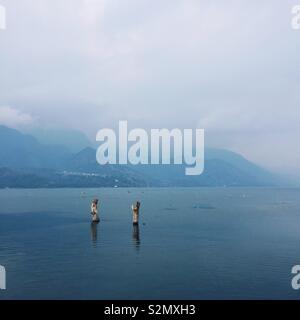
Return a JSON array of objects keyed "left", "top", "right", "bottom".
[
  {"left": 91, "top": 199, "right": 100, "bottom": 222},
  {"left": 132, "top": 201, "right": 141, "bottom": 225}
]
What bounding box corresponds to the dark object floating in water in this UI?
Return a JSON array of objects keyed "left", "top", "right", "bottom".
[{"left": 192, "top": 204, "right": 215, "bottom": 210}]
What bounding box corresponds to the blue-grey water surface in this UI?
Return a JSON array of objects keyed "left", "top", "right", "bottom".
[{"left": 1, "top": 187, "right": 300, "bottom": 300}]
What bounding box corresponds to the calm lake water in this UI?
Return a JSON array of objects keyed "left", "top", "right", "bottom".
[{"left": 1, "top": 187, "right": 300, "bottom": 300}]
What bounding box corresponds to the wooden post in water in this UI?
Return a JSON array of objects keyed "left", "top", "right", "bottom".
[
  {"left": 132, "top": 201, "right": 141, "bottom": 225},
  {"left": 91, "top": 199, "right": 100, "bottom": 223}
]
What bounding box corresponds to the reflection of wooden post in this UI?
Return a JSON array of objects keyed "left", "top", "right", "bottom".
[
  {"left": 132, "top": 201, "right": 140, "bottom": 225},
  {"left": 91, "top": 199, "right": 100, "bottom": 222},
  {"left": 91, "top": 222, "right": 98, "bottom": 244},
  {"left": 132, "top": 224, "right": 140, "bottom": 249}
]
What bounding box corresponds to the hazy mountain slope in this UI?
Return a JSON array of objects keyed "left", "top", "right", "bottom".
[
  {"left": 25, "top": 127, "right": 92, "bottom": 153},
  {"left": 67, "top": 147, "right": 279, "bottom": 187},
  {"left": 128, "top": 148, "right": 279, "bottom": 187},
  {"left": 0, "top": 125, "right": 281, "bottom": 187},
  {"left": 0, "top": 125, "right": 70, "bottom": 169}
]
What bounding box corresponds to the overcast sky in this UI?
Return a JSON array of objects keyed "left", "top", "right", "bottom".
[{"left": 0, "top": 0, "right": 299, "bottom": 174}]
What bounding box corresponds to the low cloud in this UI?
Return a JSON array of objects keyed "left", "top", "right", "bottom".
[{"left": 0, "top": 106, "right": 34, "bottom": 128}]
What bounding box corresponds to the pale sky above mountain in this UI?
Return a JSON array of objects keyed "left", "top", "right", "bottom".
[{"left": 0, "top": 0, "right": 299, "bottom": 175}]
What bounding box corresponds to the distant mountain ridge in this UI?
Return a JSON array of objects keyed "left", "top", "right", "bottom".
[
  {"left": 0, "top": 125, "right": 281, "bottom": 188},
  {"left": 0, "top": 125, "right": 70, "bottom": 169},
  {"left": 24, "top": 127, "right": 93, "bottom": 153}
]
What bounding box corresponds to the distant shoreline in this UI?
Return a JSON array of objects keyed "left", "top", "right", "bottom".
[{"left": 0, "top": 186, "right": 293, "bottom": 190}]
